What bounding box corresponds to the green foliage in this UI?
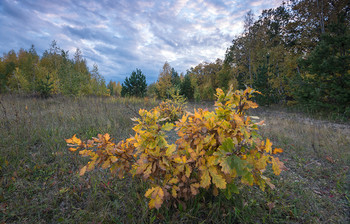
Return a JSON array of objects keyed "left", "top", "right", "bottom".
[
  {"left": 107, "top": 80, "right": 122, "bottom": 97},
  {"left": 0, "top": 41, "right": 109, "bottom": 96},
  {"left": 156, "top": 62, "right": 174, "bottom": 99},
  {"left": 146, "top": 82, "right": 158, "bottom": 98},
  {"left": 182, "top": 59, "right": 223, "bottom": 101},
  {"left": 171, "top": 68, "right": 181, "bottom": 87},
  {"left": 219, "top": 0, "right": 350, "bottom": 115},
  {"left": 297, "top": 15, "right": 350, "bottom": 115},
  {"left": 88, "top": 64, "right": 109, "bottom": 96},
  {"left": 121, "top": 69, "right": 147, "bottom": 97},
  {"left": 37, "top": 74, "right": 54, "bottom": 98},
  {"left": 158, "top": 89, "right": 187, "bottom": 122},
  {"left": 179, "top": 74, "right": 193, "bottom": 100},
  {"left": 67, "top": 87, "right": 284, "bottom": 210}
]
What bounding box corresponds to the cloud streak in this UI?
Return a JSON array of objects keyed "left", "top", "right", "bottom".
[{"left": 0, "top": 0, "right": 283, "bottom": 83}]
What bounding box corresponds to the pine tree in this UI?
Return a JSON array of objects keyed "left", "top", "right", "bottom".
[{"left": 121, "top": 69, "right": 147, "bottom": 97}]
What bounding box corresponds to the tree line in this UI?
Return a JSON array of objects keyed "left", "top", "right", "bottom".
[
  {"left": 149, "top": 0, "right": 349, "bottom": 116},
  {"left": 1, "top": 0, "right": 349, "bottom": 116},
  {"left": 0, "top": 41, "right": 109, "bottom": 97}
]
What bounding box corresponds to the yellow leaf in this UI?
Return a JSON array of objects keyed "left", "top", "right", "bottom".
[
  {"left": 271, "top": 157, "right": 284, "bottom": 175},
  {"left": 187, "top": 147, "right": 197, "bottom": 160},
  {"left": 101, "top": 160, "right": 111, "bottom": 169},
  {"left": 87, "top": 160, "right": 96, "bottom": 171},
  {"left": 194, "top": 111, "right": 202, "bottom": 119},
  {"left": 65, "top": 138, "right": 73, "bottom": 144},
  {"left": 171, "top": 185, "right": 179, "bottom": 198},
  {"left": 148, "top": 186, "right": 164, "bottom": 210},
  {"left": 162, "top": 123, "right": 174, "bottom": 131},
  {"left": 200, "top": 169, "right": 211, "bottom": 188},
  {"left": 174, "top": 156, "right": 183, "bottom": 164},
  {"left": 209, "top": 166, "right": 226, "bottom": 189},
  {"left": 166, "top": 144, "right": 176, "bottom": 157},
  {"left": 143, "top": 164, "right": 152, "bottom": 178},
  {"left": 145, "top": 187, "right": 155, "bottom": 198},
  {"left": 207, "top": 156, "right": 217, "bottom": 166},
  {"left": 195, "top": 143, "right": 203, "bottom": 155},
  {"left": 72, "top": 135, "right": 82, "bottom": 145},
  {"left": 255, "top": 155, "right": 269, "bottom": 170},
  {"left": 66, "top": 134, "right": 82, "bottom": 145},
  {"left": 154, "top": 192, "right": 164, "bottom": 209},
  {"left": 174, "top": 155, "right": 187, "bottom": 164},
  {"left": 79, "top": 166, "right": 87, "bottom": 176},
  {"left": 110, "top": 156, "right": 118, "bottom": 163},
  {"left": 265, "top": 139, "right": 272, "bottom": 154},
  {"left": 185, "top": 164, "right": 191, "bottom": 178},
  {"left": 149, "top": 199, "right": 156, "bottom": 209},
  {"left": 169, "top": 177, "right": 179, "bottom": 184}
]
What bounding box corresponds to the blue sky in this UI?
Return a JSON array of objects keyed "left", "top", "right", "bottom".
[{"left": 0, "top": 0, "right": 283, "bottom": 83}]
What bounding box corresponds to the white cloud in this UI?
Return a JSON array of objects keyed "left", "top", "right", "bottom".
[{"left": 0, "top": 0, "right": 285, "bottom": 83}]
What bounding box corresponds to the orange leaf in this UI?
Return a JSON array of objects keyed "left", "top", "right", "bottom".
[
  {"left": 66, "top": 134, "right": 82, "bottom": 145},
  {"left": 273, "top": 148, "right": 283, "bottom": 154},
  {"left": 233, "top": 114, "right": 243, "bottom": 125},
  {"left": 146, "top": 186, "right": 164, "bottom": 209},
  {"left": 68, "top": 147, "right": 78, "bottom": 152},
  {"left": 190, "top": 183, "right": 200, "bottom": 196},
  {"left": 103, "top": 133, "right": 111, "bottom": 142},
  {"left": 325, "top": 156, "right": 335, "bottom": 163}
]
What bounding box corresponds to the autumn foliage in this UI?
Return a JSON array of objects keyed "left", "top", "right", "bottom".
[{"left": 66, "top": 86, "right": 285, "bottom": 209}]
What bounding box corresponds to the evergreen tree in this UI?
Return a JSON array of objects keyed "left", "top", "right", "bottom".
[
  {"left": 121, "top": 69, "right": 147, "bottom": 97},
  {"left": 180, "top": 74, "right": 194, "bottom": 100},
  {"left": 37, "top": 74, "right": 54, "bottom": 98},
  {"left": 171, "top": 68, "right": 181, "bottom": 87},
  {"left": 298, "top": 15, "right": 350, "bottom": 114}
]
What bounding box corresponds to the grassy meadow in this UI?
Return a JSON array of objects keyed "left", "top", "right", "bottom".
[{"left": 0, "top": 95, "right": 349, "bottom": 223}]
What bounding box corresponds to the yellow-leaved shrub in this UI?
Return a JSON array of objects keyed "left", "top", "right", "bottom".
[{"left": 66, "top": 86, "right": 285, "bottom": 209}]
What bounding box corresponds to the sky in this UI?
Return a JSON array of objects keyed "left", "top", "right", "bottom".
[{"left": 0, "top": 0, "right": 284, "bottom": 83}]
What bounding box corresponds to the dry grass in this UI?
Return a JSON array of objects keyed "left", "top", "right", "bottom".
[
  {"left": 254, "top": 108, "right": 350, "bottom": 223},
  {"left": 0, "top": 95, "right": 349, "bottom": 223}
]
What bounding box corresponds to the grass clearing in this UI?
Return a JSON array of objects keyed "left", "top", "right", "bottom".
[{"left": 0, "top": 95, "right": 349, "bottom": 223}]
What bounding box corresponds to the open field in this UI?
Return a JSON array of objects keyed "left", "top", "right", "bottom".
[{"left": 0, "top": 95, "right": 349, "bottom": 223}]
